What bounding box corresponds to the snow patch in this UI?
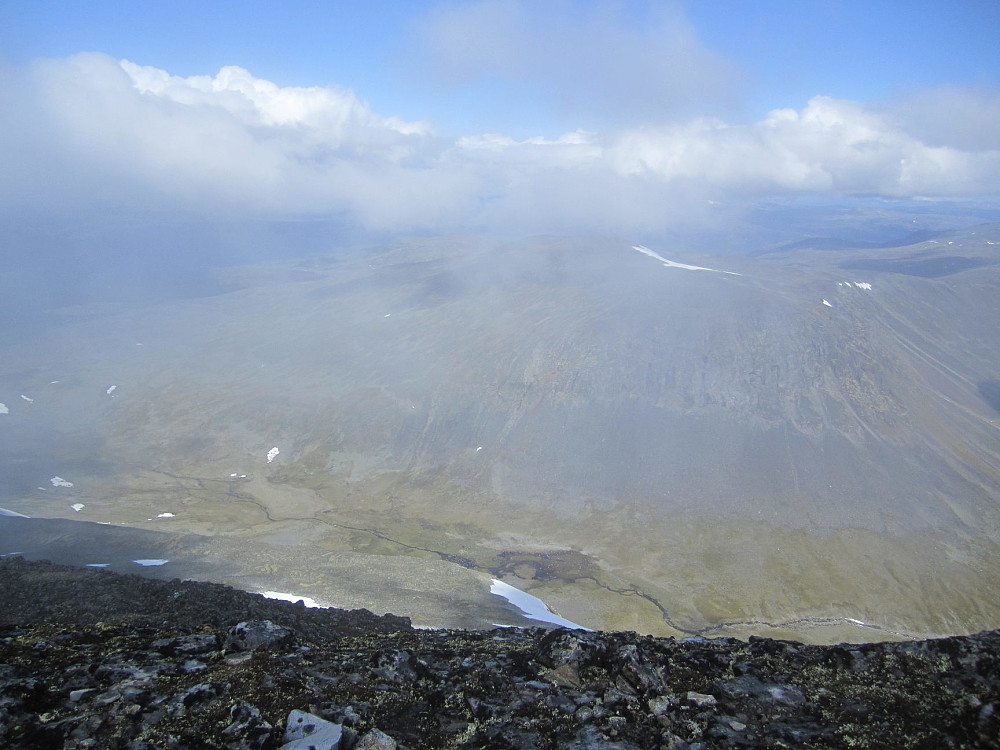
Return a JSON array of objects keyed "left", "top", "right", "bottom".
[
  {"left": 853, "top": 282, "right": 872, "bottom": 290},
  {"left": 86, "top": 563, "right": 110, "bottom": 568},
  {"left": 822, "top": 299, "right": 832, "bottom": 307},
  {"left": 0, "top": 507, "right": 30, "bottom": 518},
  {"left": 106, "top": 385, "right": 117, "bottom": 395},
  {"left": 20, "top": 395, "right": 33, "bottom": 403},
  {"left": 0, "top": 403, "right": 7, "bottom": 414},
  {"left": 156, "top": 512, "right": 175, "bottom": 518},
  {"left": 266, "top": 446, "right": 280, "bottom": 463},
  {"left": 261, "top": 590, "right": 322, "bottom": 608},
  {"left": 490, "top": 578, "right": 590, "bottom": 630},
  {"left": 633, "top": 245, "right": 742, "bottom": 276},
  {"left": 70, "top": 503, "right": 85, "bottom": 512},
  {"left": 50, "top": 476, "right": 73, "bottom": 488},
  {"left": 133, "top": 559, "right": 169, "bottom": 567}
]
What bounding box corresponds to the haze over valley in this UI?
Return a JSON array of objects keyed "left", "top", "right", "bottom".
[{"left": 3, "top": 219, "right": 999, "bottom": 642}]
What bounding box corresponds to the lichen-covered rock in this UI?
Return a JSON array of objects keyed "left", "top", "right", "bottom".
[
  {"left": 152, "top": 633, "right": 218, "bottom": 656},
  {"left": 224, "top": 621, "right": 294, "bottom": 652},
  {"left": 354, "top": 727, "right": 397, "bottom": 750},
  {"left": 220, "top": 701, "right": 272, "bottom": 748},
  {"left": 1, "top": 559, "right": 999, "bottom": 748}
]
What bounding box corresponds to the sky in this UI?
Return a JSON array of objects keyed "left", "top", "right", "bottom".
[{"left": 1, "top": 0, "right": 999, "bottom": 241}]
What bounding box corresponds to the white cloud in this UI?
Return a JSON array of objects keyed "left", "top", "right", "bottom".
[
  {"left": 0, "top": 54, "right": 997, "bottom": 239},
  {"left": 120, "top": 60, "right": 433, "bottom": 137},
  {"left": 606, "top": 96, "right": 999, "bottom": 197}
]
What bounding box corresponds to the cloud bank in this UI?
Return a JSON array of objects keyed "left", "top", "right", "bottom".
[{"left": 1, "top": 52, "right": 998, "bottom": 238}]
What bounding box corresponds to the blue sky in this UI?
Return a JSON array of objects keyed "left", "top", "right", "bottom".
[
  {"left": 4, "top": 1, "right": 998, "bottom": 135},
  {"left": 1, "top": 1, "right": 999, "bottom": 237}
]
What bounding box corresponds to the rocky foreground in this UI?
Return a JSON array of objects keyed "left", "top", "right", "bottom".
[{"left": 1, "top": 558, "right": 999, "bottom": 749}]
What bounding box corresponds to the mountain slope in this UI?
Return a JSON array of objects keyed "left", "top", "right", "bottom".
[{"left": 2, "top": 229, "right": 998, "bottom": 640}]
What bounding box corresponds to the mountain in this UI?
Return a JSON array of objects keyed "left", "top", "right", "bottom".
[{"left": 1, "top": 227, "right": 998, "bottom": 641}]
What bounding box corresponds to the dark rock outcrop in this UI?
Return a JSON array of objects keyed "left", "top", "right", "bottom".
[
  {"left": 0, "top": 556, "right": 411, "bottom": 641},
  {"left": 2, "top": 558, "right": 999, "bottom": 748}
]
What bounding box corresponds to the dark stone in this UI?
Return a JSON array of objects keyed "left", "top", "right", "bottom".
[
  {"left": 152, "top": 633, "right": 218, "bottom": 656},
  {"left": 224, "top": 621, "right": 294, "bottom": 652}
]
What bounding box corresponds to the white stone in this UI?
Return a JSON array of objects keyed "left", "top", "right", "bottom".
[{"left": 281, "top": 710, "right": 343, "bottom": 750}]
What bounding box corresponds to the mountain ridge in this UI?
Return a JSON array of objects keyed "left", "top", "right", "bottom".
[{"left": 2, "top": 557, "right": 999, "bottom": 749}]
